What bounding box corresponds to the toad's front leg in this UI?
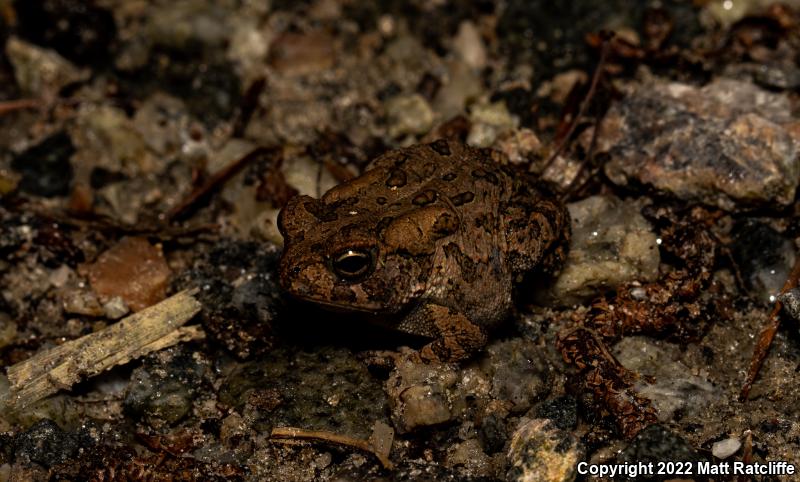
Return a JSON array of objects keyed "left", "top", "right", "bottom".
[{"left": 398, "top": 303, "right": 488, "bottom": 363}]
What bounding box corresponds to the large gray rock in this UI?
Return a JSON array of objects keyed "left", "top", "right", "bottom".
[{"left": 597, "top": 78, "right": 800, "bottom": 210}]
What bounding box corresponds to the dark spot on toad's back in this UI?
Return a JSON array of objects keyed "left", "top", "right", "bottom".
[
  {"left": 429, "top": 139, "right": 451, "bottom": 156},
  {"left": 412, "top": 190, "right": 438, "bottom": 206},
  {"left": 386, "top": 169, "right": 407, "bottom": 188},
  {"left": 451, "top": 191, "right": 475, "bottom": 206},
  {"left": 442, "top": 172, "right": 457, "bottom": 181}
]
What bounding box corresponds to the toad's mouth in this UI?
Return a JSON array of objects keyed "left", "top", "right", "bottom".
[
  {"left": 291, "top": 294, "right": 416, "bottom": 326},
  {"left": 288, "top": 294, "right": 393, "bottom": 316}
]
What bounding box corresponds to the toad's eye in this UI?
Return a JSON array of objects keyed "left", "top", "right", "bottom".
[{"left": 332, "top": 249, "right": 374, "bottom": 279}]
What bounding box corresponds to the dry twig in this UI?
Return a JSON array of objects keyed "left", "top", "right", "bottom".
[
  {"left": 542, "top": 31, "right": 613, "bottom": 173},
  {"left": 740, "top": 253, "right": 800, "bottom": 400},
  {"left": 271, "top": 425, "right": 394, "bottom": 470},
  {"left": 166, "top": 147, "right": 272, "bottom": 221}
]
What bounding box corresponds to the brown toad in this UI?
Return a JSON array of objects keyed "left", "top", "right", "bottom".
[{"left": 278, "top": 140, "right": 570, "bottom": 362}]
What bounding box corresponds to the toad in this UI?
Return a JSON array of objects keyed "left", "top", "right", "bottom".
[{"left": 278, "top": 140, "right": 570, "bottom": 362}]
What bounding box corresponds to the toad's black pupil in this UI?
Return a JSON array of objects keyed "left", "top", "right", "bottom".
[{"left": 333, "top": 250, "right": 371, "bottom": 278}]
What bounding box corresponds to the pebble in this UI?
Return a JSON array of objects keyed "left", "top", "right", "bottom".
[
  {"left": 467, "top": 101, "right": 518, "bottom": 148},
  {"left": 433, "top": 59, "right": 484, "bottom": 120},
  {"left": 102, "top": 297, "right": 130, "bottom": 320},
  {"left": 452, "top": 21, "right": 487, "bottom": 70},
  {"left": 385, "top": 94, "right": 435, "bottom": 138},
  {"left": 71, "top": 104, "right": 157, "bottom": 177},
  {"left": 124, "top": 349, "right": 207, "bottom": 427},
  {"left": 145, "top": 1, "right": 231, "bottom": 50},
  {"left": 386, "top": 357, "right": 460, "bottom": 432},
  {"left": 385, "top": 338, "right": 547, "bottom": 433},
  {"left": 506, "top": 418, "right": 584, "bottom": 482},
  {"left": 268, "top": 31, "right": 336, "bottom": 76},
  {"left": 83, "top": 237, "right": 171, "bottom": 312},
  {"left": 779, "top": 287, "right": 800, "bottom": 321},
  {"left": 445, "top": 438, "right": 492, "bottom": 478},
  {"left": 536, "top": 195, "right": 660, "bottom": 306},
  {"left": 481, "top": 338, "right": 551, "bottom": 413},
  {"left": 614, "top": 337, "right": 718, "bottom": 422},
  {"left": 4, "top": 36, "right": 88, "bottom": 99},
  {"left": 597, "top": 78, "right": 800, "bottom": 209},
  {"left": 712, "top": 437, "right": 741, "bottom": 459}
]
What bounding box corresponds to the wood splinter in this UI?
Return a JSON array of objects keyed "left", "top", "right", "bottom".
[{"left": 5, "top": 290, "right": 204, "bottom": 410}]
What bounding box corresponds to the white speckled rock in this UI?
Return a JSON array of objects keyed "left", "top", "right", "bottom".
[{"left": 506, "top": 418, "right": 584, "bottom": 482}]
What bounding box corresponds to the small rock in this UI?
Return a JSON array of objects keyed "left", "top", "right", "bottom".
[
  {"left": 479, "top": 338, "right": 551, "bottom": 413},
  {"left": 124, "top": 349, "right": 208, "bottom": 427},
  {"left": 102, "top": 296, "right": 129, "bottom": 320},
  {"left": 386, "top": 358, "right": 458, "bottom": 432},
  {"left": 434, "top": 60, "right": 484, "bottom": 120},
  {"left": 219, "top": 413, "right": 247, "bottom": 447},
  {"left": 597, "top": 78, "right": 800, "bottom": 209},
  {"left": 11, "top": 132, "right": 75, "bottom": 198},
  {"left": 445, "top": 438, "right": 492, "bottom": 477},
  {"left": 537, "top": 69, "right": 589, "bottom": 105},
  {"left": 71, "top": 105, "right": 157, "bottom": 177},
  {"left": 145, "top": 1, "right": 231, "bottom": 50},
  {"left": 131, "top": 94, "right": 195, "bottom": 157},
  {"left": 0, "top": 312, "right": 18, "bottom": 350},
  {"left": 731, "top": 220, "right": 796, "bottom": 304},
  {"left": 494, "top": 128, "right": 543, "bottom": 165},
  {"left": 702, "top": 0, "right": 752, "bottom": 27},
  {"left": 537, "top": 195, "right": 660, "bottom": 306},
  {"left": 467, "top": 101, "right": 517, "bottom": 148},
  {"left": 385, "top": 94, "right": 435, "bottom": 138},
  {"left": 506, "top": 418, "right": 584, "bottom": 482},
  {"left": 62, "top": 287, "right": 104, "bottom": 317},
  {"left": 227, "top": 21, "right": 270, "bottom": 80},
  {"left": 712, "top": 437, "right": 741, "bottom": 459},
  {"left": 268, "top": 31, "right": 336, "bottom": 76},
  {"left": 779, "top": 288, "right": 800, "bottom": 321},
  {"left": 5, "top": 36, "right": 89, "bottom": 99},
  {"left": 452, "top": 21, "right": 487, "bottom": 70},
  {"left": 83, "top": 237, "right": 171, "bottom": 312},
  {"left": 614, "top": 337, "right": 718, "bottom": 422}
]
